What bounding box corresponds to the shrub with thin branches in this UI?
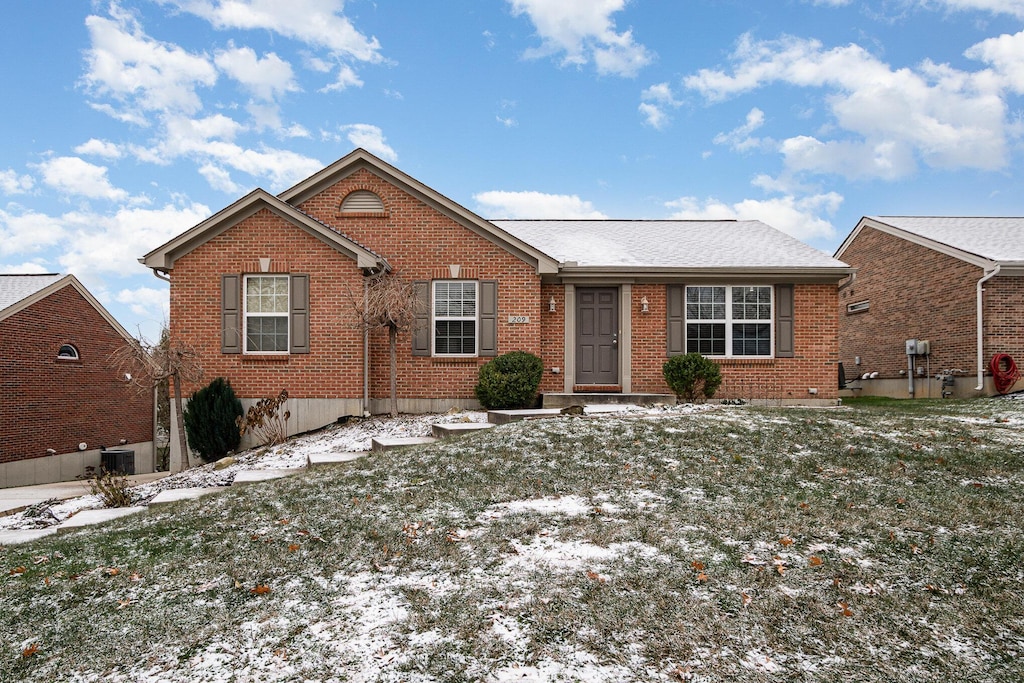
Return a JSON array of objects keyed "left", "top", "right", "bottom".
[{"left": 237, "top": 389, "right": 291, "bottom": 447}]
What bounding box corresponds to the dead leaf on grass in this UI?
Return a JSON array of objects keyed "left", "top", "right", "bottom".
[
  {"left": 250, "top": 584, "right": 271, "bottom": 595},
  {"left": 22, "top": 643, "right": 40, "bottom": 658}
]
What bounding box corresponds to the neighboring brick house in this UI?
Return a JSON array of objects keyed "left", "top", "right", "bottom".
[
  {"left": 142, "top": 149, "right": 850, "bottom": 461},
  {"left": 0, "top": 274, "right": 155, "bottom": 488},
  {"left": 835, "top": 216, "right": 1024, "bottom": 398}
]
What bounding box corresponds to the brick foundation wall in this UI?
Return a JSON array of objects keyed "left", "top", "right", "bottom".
[
  {"left": 0, "top": 285, "right": 153, "bottom": 464},
  {"left": 838, "top": 226, "right": 983, "bottom": 378}
]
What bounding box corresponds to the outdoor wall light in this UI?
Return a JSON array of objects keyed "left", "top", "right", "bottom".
[
  {"left": 549, "top": 296, "right": 556, "bottom": 312},
  {"left": 640, "top": 296, "right": 650, "bottom": 313}
]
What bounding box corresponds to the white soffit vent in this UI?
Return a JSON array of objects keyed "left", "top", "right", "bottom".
[
  {"left": 847, "top": 300, "right": 870, "bottom": 314},
  {"left": 340, "top": 190, "right": 385, "bottom": 213}
]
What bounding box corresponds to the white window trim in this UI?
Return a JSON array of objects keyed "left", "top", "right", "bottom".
[
  {"left": 432, "top": 279, "right": 479, "bottom": 357},
  {"left": 57, "top": 344, "right": 79, "bottom": 360},
  {"left": 685, "top": 285, "right": 774, "bottom": 358},
  {"left": 243, "top": 274, "right": 290, "bottom": 355}
]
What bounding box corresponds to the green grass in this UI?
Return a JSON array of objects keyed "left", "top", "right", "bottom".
[{"left": 2, "top": 401, "right": 1023, "bottom": 681}]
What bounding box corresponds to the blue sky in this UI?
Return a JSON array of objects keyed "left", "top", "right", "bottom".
[{"left": 2, "top": 0, "right": 1022, "bottom": 340}]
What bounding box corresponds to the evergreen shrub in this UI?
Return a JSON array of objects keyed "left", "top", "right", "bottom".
[
  {"left": 183, "top": 377, "right": 244, "bottom": 462},
  {"left": 474, "top": 351, "right": 544, "bottom": 410},
  {"left": 663, "top": 353, "right": 722, "bottom": 403}
]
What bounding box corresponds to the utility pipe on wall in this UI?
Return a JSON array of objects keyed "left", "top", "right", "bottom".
[{"left": 975, "top": 265, "right": 1001, "bottom": 391}]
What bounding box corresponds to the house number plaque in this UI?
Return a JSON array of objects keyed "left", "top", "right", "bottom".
[{"left": 507, "top": 315, "right": 530, "bottom": 324}]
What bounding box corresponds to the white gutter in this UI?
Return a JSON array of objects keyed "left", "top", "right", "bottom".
[{"left": 975, "top": 265, "right": 1001, "bottom": 391}]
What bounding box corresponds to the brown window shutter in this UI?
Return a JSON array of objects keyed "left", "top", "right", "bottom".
[
  {"left": 776, "top": 284, "right": 795, "bottom": 358},
  {"left": 412, "top": 280, "right": 430, "bottom": 356},
  {"left": 666, "top": 284, "right": 685, "bottom": 356},
  {"left": 290, "top": 274, "right": 310, "bottom": 354},
  {"left": 479, "top": 280, "right": 498, "bottom": 357},
  {"left": 222, "top": 274, "right": 241, "bottom": 354}
]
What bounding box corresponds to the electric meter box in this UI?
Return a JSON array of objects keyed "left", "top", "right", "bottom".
[{"left": 905, "top": 339, "right": 930, "bottom": 355}]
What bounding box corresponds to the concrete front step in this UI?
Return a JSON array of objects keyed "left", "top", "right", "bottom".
[
  {"left": 233, "top": 468, "right": 303, "bottom": 484},
  {"left": 542, "top": 392, "right": 676, "bottom": 408},
  {"left": 149, "top": 487, "right": 223, "bottom": 506},
  {"left": 56, "top": 506, "right": 148, "bottom": 531},
  {"left": 0, "top": 528, "right": 59, "bottom": 545},
  {"left": 487, "top": 408, "right": 564, "bottom": 425},
  {"left": 371, "top": 436, "right": 438, "bottom": 452},
  {"left": 431, "top": 422, "right": 496, "bottom": 438},
  {"left": 307, "top": 452, "right": 368, "bottom": 467}
]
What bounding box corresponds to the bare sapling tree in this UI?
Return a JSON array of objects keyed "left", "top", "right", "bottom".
[
  {"left": 110, "top": 328, "right": 204, "bottom": 471},
  {"left": 346, "top": 271, "right": 420, "bottom": 417}
]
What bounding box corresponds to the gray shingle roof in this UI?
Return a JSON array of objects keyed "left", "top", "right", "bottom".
[
  {"left": 491, "top": 220, "right": 848, "bottom": 270},
  {"left": 869, "top": 217, "right": 1024, "bottom": 263},
  {"left": 0, "top": 274, "right": 64, "bottom": 313}
]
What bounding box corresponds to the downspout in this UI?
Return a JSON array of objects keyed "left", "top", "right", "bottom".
[
  {"left": 150, "top": 268, "right": 171, "bottom": 283},
  {"left": 975, "top": 265, "right": 1001, "bottom": 391},
  {"left": 837, "top": 270, "right": 856, "bottom": 293}
]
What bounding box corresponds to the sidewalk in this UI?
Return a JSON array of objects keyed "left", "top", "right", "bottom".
[{"left": 0, "top": 472, "right": 169, "bottom": 516}]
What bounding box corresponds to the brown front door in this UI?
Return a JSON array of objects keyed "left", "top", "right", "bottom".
[{"left": 576, "top": 287, "right": 618, "bottom": 386}]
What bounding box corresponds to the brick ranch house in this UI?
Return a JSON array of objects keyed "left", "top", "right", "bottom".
[
  {"left": 0, "top": 274, "right": 155, "bottom": 487},
  {"left": 142, "top": 149, "right": 851, "bottom": 462},
  {"left": 835, "top": 216, "right": 1024, "bottom": 398}
]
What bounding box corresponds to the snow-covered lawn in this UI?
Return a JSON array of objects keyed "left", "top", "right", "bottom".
[{"left": 2, "top": 399, "right": 1023, "bottom": 681}]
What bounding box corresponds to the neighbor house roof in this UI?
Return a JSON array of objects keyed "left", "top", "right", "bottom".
[
  {"left": 0, "top": 273, "right": 64, "bottom": 312},
  {"left": 835, "top": 217, "right": 1024, "bottom": 271},
  {"left": 493, "top": 220, "right": 850, "bottom": 278},
  {"left": 0, "top": 274, "right": 134, "bottom": 340}
]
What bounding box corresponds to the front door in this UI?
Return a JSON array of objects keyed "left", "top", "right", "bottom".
[{"left": 576, "top": 287, "right": 619, "bottom": 386}]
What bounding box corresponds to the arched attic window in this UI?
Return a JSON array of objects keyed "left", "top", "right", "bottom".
[
  {"left": 57, "top": 344, "right": 80, "bottom": 360},
  {"left": 340, "top": 190, "right": 385, "bottom": 214}
]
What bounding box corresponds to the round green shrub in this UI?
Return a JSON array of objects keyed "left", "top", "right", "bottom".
[
  {"left": 474, "top": 351, "right": 544, "bottom": 410},
  {"left": 663, "top": 353, "right": 722, "bottom": 403},
  {"left": 183, "top": 377, "right": 244, "bottom": 462}
]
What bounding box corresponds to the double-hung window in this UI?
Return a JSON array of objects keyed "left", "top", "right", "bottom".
[
  {"left": 685, "top": 286, "right": 772, "bottom": 357},
  {"left": 244, "top": 275, "right": 289, "bottom": 353},
  {"left": 433, "top": 280, "right": 477, "bottom": 355}
]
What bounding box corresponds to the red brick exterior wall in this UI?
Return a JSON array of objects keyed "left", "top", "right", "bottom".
[
  {"left": 838, "top": 226, "right": 983, "bottom": 377},
  {"left": 171, "top": 170, "right": 544, "bottom": 402},
  {"left": 981, "top": 277, "right": 1024, "bottom": 363},
  {"left": 168, "top": 167, "right": 842, "bottom": 409},
  {"left": 0, "top": 285, "right": 153, "bottom": 464},
  {"left": 631, "top": 283, "right": 839, "bottom": 400}
]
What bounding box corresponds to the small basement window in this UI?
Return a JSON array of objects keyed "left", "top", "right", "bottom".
[
  {"left": 57, "top": 344, "right": 80, "bottom": 360},
  {"left": 846, "top": 300, "right": 870, "bottom": 314}
]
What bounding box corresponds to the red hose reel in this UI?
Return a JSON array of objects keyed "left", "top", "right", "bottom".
[{"left": 989, "top": 353, "right": 1021, "bottom": 394}]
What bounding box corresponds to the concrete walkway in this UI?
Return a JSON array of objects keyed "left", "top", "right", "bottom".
[{"left": 0, "top": 472, "right": 169, "bottom": 516}]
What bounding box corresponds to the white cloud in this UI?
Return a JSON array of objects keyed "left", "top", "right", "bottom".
[
  {"left": 713, "top": 107, "right": 770, "bottom": 152},
  {"left": 0, "top": 261, "right": 51, "bottom": 275},
  {"left": 214, "top": 45, "right": 298, "bottom": 101},
  {"left": 665, "top": 192, "right": 842, "bottom": 241},
  {"left": 684, "top": 33, "right": 1010, "bottom": 178},
  {"left": 36, "top": 156, "right": 129, "bottom": 201},
  {"left": 508, "top": 0, "right": 653, "bottom": 77},
  {"left": 0, "top": 169, "right": 34, "bottom": 195},
  {"left": 198, "top": 163, "right": 243, "bottom": 193},
  {"left": 116, "top": 286, "right": 169, "bottom": 322},
  {"left": 74, "top": 139, "right": 123, "bottom": 159},
  {"left": 340, "top": 124, "right": 397, "bottom": 162},
  {"left": 807, "top": 0, "right": 851, "bottom": 5},
  {"left": 497, "top": 116, "right": 518, "bottom": 128},
  {"left": 639, "top": 82, "right": 681, "bottom": 129},
  {"left": 0, "top": 208, "right": 66, "bottom": 255},
  {"left": 936, "top": 0, "right": 1024, "bottom": 19},
  {"left": 965, "top": 30, "right": 1024, "bottom": 94},
  {"left": 82, "top": 6, "right": 217, "bottom": 119},
  {"left": 166, "top": 0, "right": 383, "bottom": 61},
  {"left": 57, "top": 202, "right": 212, "bottom": 283},
  {"left": 474, "top": 190, "right": 608, "bottom": 219},
  {"left": 319, "top": 63, "right": 364, "bottom": 92}
]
